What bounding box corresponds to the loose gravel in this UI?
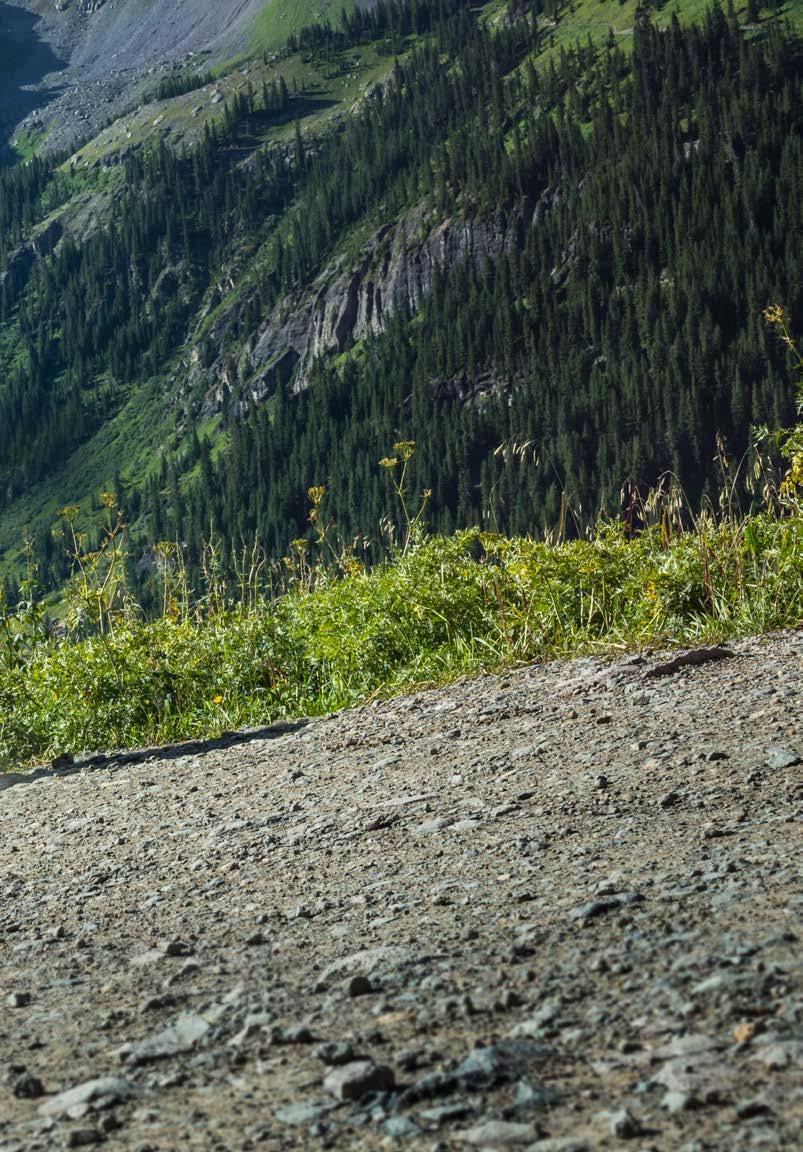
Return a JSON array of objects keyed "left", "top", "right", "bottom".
[{"left": 1, "top": 631, "right": 801, "bottom": 1150}]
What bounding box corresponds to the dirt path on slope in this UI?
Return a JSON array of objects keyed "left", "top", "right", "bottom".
[{"left": 1, "top": 631, "right": 801, "bottom": 1151}]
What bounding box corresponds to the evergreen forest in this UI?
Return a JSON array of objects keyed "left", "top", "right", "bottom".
[{"left": 0, "top": 0, "right": 800, "bottom": 602}]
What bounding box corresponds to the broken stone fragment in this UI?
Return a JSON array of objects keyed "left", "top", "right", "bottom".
[
  {"left": 323, "top": 1059, "right": 395, "bottom": 1101},
  {"left": 124, "top": 1013, "right": 209, "bottom": 1068},
  {"left": 39, "top": 1077, "right": 134, "bottom": 1119},
  {"left": 457, "top": 1119, "right": 542, "bottom": 1145}
]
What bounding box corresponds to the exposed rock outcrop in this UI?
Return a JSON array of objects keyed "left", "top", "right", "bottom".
[
  {"left": 31, "top": 218, "right": 63, "bottom": 259},
  {"left": 202, "top": 197, "right": 536, "bottom": 416}
]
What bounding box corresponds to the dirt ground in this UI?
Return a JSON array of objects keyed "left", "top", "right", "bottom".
[{"left": 1, "top": 630, "right": 801, "bottom": 1151}]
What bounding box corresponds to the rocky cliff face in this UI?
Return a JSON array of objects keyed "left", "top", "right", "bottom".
[
  {"left": 200, "top": 197, "right": 536, "bottom": 416},
  {"left": 53, "top": 1, "right": 108, "bottom": 12}
]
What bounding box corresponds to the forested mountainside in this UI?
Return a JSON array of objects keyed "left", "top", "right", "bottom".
[{"left": 0, "top": 0, "right": 801, "bottom": 601}]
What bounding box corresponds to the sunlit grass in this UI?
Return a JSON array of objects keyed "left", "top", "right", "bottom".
[{"left": 1, "top": 510, "right": 800, "bottom": 769}]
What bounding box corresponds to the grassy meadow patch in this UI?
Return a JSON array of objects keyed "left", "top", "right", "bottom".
[{"left": 1, "top": 509, "right": 800, "bottom": 769}]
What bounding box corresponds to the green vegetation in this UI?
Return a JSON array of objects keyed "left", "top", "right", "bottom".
[
  {"left": 1, "top": 1, "right": 800, "bottom": 589},
  {"left": 0, "top": 1, "right": 801, "bottom": 765},
  {"left": 137, "top": 1, "right": 801, "bottom": 582},
  {"left": 249, "top": 0, "right": 352, "bottom": 54},
  {"left": 1, "top": 301, "right": 800, "bottom": 771},
  {"left": 2, "top": 1, "right": 800, "bottom": 598},
  {"left": 0, "top": 5, "right": 413, "bottom": 574},
  {"left": 142, "top": 69, "right": 217, "bottom": 105},
  {"left": 1, "top": 453, "right": 800, "bottom": 768},
  {"left": 533, "top": 0, "right": 803, "bottom": 53},
  {"left": 7, "top": 124, "right": 51, "bottom": 164}
]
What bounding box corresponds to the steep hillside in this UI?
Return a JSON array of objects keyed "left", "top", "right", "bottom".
[
  {"left": 2, "top": 0, "right": 349, "bottom": 155},
  {"left": 0, "top": 2, "right": 62, "bottom": 152},
  {"left": 0, "top": 0, "right": 801, "bottom": 598}
]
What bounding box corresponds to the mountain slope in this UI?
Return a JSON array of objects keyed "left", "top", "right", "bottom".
[
  {"left": 0, "top": 0, "right": 801, "bottom": 597},
  {"left": 2, "top": 0, "right": 349, "bottom": 155}
]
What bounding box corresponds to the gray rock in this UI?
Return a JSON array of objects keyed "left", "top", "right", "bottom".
[
  {"left": 275, "top": 1100, "right": 337, "bottom": 1126},
  {"left": 12, "top": 1072, "right": 46, "bottom": 1099},
  {"left": 401, "top": 1069, "right": 458, "bottom": 1104},
  {"left": 766, "top": 747, "right": 801, "bottom": 770},
  {"left": 320, "top": 946, "right": 414, "bottom": 985},
  {"left": 569, "top": 892, "right": 644, "bottom": 921},
  {"left": 508, "top": 999, "right": 562, "bottom": 1038},
  {"left": 316, "top": 1040, "right": 356, "bottom": 1066},
  {"left": 413, "top": 817, "right": 455, "bottom": 835},
  {"left": 526, "top": 1142, "right": 589, "bottom": 1152},
  {"left": 510, "top": 1078, "right": 559, "bottom": 1112},
  {"left": 663, "top": 1090, "right": 697, "bottom": 1113},
  {"left": 40, "top": 1077, "right": 134, "bottom": 1118},
  {"left": 393, "top": 1046, "right": 425, "bottom": 1071},
  {"left": 228, "top": 1011, "right": 271, "bottom": 1046},
  {"left": 451, "top": 818, "right": 481, "bottom": 833},
  {"left": 455, "top": 1041, "right": 552, "bottom": 1088},
  {"left": 653, "top": 1053, "right": 728, "bottom": 1100},
  {"left": 162, "top": 959, "right": 200, "bottom": 988},
  {"left": 1, "top": 630, "right": 800, "bottom": 1152},
  {"left": 751, "top": 1039, "right": 802, "bottom": 1069},
  {"left": 129, "top": 948, "right": 167, "bottom": 968},
  {"left": 160, "top": 938, "right": 193, "bottom": 956},
  {"left": 419, "top": 1102, "right": 474, "bottom": 1124},
  {"left": 457, "top": 1119, "right": 541, "bottom": 1146},
  {"left": 249, "top": 202, "right": 534, "bottom": 398},
  {"left": 383, "top": 1115, "right": 421, "bottom": 1140},
  {"left": 272, "top": 1023, "right": 316, "bottom": 1044},
  {"left": 323, "top": 1059, "right": 395, "bottom": 1101},
  {"left": 125, "top": 1013, "right": 209, "bottom": 1067}
]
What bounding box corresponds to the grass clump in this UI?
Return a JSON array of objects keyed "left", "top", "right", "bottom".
[
  {"left": 1, "top": 308, "right": 801, "bottom": 770},
  {"left": 1, "top": 505, "right": 800, "bottom": 770}
]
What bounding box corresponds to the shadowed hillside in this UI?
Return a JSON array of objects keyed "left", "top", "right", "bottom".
[{"left": 0, "top": 2, "right": 62, "bottom": 156}]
